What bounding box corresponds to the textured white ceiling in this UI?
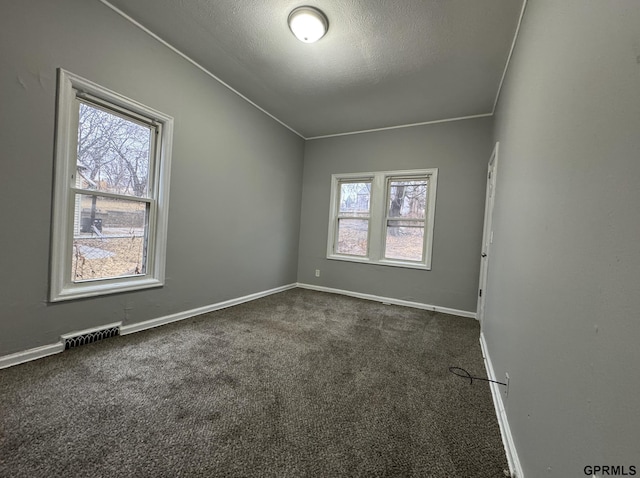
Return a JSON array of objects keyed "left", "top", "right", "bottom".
[{"left": 103, "top": 0, "right": 524, "bottom": 138}]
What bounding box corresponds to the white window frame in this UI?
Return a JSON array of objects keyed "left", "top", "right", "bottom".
[
  {"left": 50, "top": 69, "right": 173, "bottom": 302},
  {"left": 327, "top": 169, "right": 438, "bottom": 270}
]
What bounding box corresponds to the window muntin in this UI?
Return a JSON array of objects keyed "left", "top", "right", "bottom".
[
  {"left": 327, "top": 169, "right": 437, "bottom": 269},
  {"left": 50, "top": 69, "right": 173, "bottom": 301}
]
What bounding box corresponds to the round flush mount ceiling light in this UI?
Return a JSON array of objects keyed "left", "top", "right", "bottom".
[{"left": 288, "top": 6, "right": 328, "bottom": 43}]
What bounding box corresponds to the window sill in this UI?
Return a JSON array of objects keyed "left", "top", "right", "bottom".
[
  {"left": 50, "top": 276, "right": 164, "bottom": 302},
  {"left": 326, "top": 254, "right": 430, "bottom": 270}
]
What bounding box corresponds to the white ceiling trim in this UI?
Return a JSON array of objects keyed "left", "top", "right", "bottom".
[
  {"left": 98, "top": 0, "right": 527, "bottom": 142},
  {"left": 98, "top": 0, "right": 306, "bottom": 139},
  {"left": 306, "top": 113, "right": 494, "bottom": 141},
  {"left": 492, "top": 0, "right": 529, "bottom": 114}
]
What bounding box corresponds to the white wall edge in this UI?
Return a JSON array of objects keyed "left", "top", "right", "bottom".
[
  {"left": 297, "top": 283, "right": 477, "bottom": 319},
  {"left": 306, "top": 113, "right": 494, "bottom": 141},
  {"left": 0, "top": 343, "right": 65, "bottom": 370},
  {"left": 480, "top": 332, "right": 524, "bottom": 478},
  {"left": 120, "top": 283, "right": 297, "bottom": 335},
  {"left": 492, "top": 0, "right": 528, "bottom": 114}
]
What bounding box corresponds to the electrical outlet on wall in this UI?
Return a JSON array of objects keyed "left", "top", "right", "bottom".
[{"left": 315, "top": 269, "right": 320, "bottom": 277}]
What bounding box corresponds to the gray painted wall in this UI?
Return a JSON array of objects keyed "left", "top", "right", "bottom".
[
  {"left": 486, "top": 1, "right": 640, "bottom": 476},
  {"left": 0, "top": 0, "right": 304, "bottom": 355},
  {"left": 298, "top": 118, "right": 493, "bottom": 312}
]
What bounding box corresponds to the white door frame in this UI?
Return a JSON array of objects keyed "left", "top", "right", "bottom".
[{"left": 477, "top": 142, "right": 499, "bottom": 324}]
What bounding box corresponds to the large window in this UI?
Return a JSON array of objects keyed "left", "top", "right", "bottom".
[
  {"left": 327, "top": 169, "right": 438, "bottom": 269},
  {"left": 50, "top": 69, "right": 173, "bottom": 301}
]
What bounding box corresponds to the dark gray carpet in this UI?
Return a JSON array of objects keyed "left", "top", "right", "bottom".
[{"left": 0, "top": 289, "right": 508, "bottom": 477}]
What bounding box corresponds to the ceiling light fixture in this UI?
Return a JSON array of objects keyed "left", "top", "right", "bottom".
[{"left": 288, "top": 6, "right": 328, "bottom": 43}]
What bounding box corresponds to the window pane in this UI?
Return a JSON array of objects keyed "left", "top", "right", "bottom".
[
  {"left": 71, "top": 194, "right": 149, "bottom": 282},
  {"left": 339, "top": 182, "right": 371, "bottom": 217},
  {"left": 336, "top": 219, "right": 368, "bottom": 256},
  {"left": 385, "top": 222, "right": 424, "bottom": 261},
  {"left": 76, "top": 102, "right": 152, "bottom": 197},
  {"left": 388, "top": 179, "right": 427, "bottom": 219}
]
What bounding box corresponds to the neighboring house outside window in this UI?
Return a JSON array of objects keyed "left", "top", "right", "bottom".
[
  {"left": 327, "top": 169, "right": 438, "bottom": 270},
  {"left": 50, "top": 69, "right": 173, "bottom": 301}
]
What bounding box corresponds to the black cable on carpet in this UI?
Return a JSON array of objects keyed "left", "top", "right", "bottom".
[{"left": 448, "top": 367, "right": 507, "bottom": 387}]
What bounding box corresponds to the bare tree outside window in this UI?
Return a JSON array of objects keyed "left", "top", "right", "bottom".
[{"left": 76, "top": 102, "right": 151, "bottom": 197}]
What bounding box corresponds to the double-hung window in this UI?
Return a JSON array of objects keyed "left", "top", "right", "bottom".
[
  {"left": 50, "top": 69, "right": 173, "bottom": 301},
  {"left": 327, "top": 169, "right": 438, "bottom": 269}
]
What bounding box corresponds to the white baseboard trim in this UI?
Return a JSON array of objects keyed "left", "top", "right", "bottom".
[
  {"left": 480, "top": 332, "right": 524, "bottom": 478},
  {"left": 120, "top": 283, "right": 297, "bottom": 335},
  {"left": 0, "top": 342, "right": 65, "bottom": 370},
  {"left": 1, "top": 284, "right": 471, "bottom": 370},
  {"left": 0, "top": 283, "right": 296, "bottom": 369},
  {"left": 296, "top": 283, "right": 477, "bottom": 319}
]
